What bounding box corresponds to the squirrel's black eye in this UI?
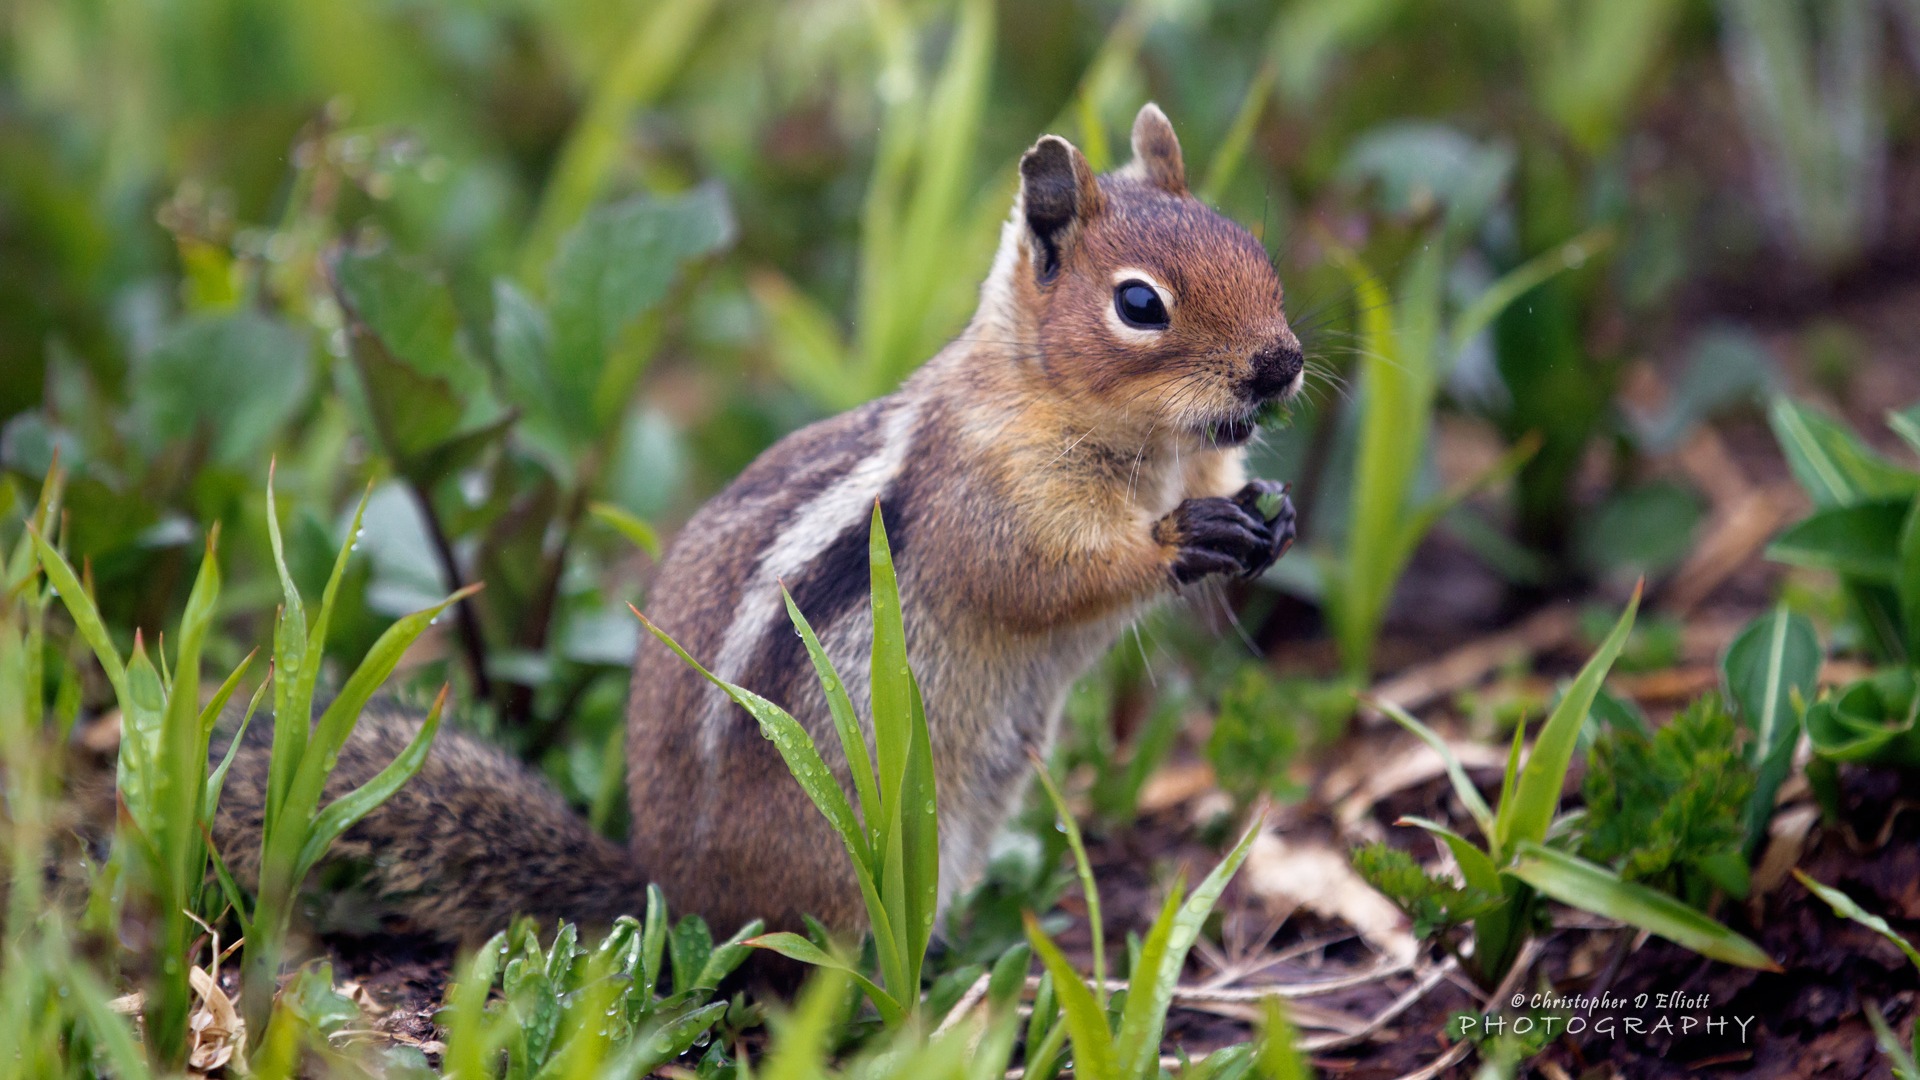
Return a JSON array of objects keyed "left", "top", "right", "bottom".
[{"left": 1114, "top": 280, "right": 1170, "bottom": 330}]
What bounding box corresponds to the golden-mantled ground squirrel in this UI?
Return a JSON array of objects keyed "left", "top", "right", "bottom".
[{"left": 214, "top": 104, "right": 1304, "bottom": 944}]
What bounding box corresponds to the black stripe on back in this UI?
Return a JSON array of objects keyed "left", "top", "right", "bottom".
[{"left": 736, "top": 488, "right": 913, "bottom": 713}]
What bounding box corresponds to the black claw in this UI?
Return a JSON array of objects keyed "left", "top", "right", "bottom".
[{"left": 1165, "top": 482, "right": 1300, "bottom": 585}]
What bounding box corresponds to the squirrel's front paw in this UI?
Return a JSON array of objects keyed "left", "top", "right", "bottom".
[
  {"left": 1157, "top": 482, "right": 1296, "bottom": 585},
  {"left": 1230, "top": 479, "right": 1296, "bottom": 580}
]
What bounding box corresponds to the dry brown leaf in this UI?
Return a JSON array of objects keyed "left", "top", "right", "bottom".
[
  {"left": 1135, "top": 761, "right": 1217, "bottom": 814},
  {"left": 187, "top": 965, "right": 245, "bottom": 1074},
  {"left": 1328, "top": 735, "right": 1506, "bottom": 832},
  {"left": 1242, "top": 831, "right": 1418, "bottom": 966},
  {"left": 1753, "top": 803, "right": 1821, "bottom": 899}
]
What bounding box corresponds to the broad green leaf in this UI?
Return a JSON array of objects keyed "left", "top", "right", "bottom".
[
  {"left": 544, "top": 186, "right": 734, "bottom": 441},
  {"left": 1768, "top": 398, "right": 1920, "bottom": 507},
  {"left": 1375, "top": 700, "right": 1497, "bottom": 839},
  {"left": 28, "top": 528, "right": 126, "bottom": 700},
  {"left": 333, "top": 250, "right": 505, "bottom": 475},
  {"left": 1766, "top": 500, "right": 1911, "bottom": 582},
  {"left": 695, "top": 919, "right": 766, "bottom": 991},
  {"left": 743, "top": 933, "right": 902, "bottom": 1028},
  {"left": 1509, "top": 842, "right": 1776, "bottom": 970},
  {"left": 613, "top": 1001, "right": 730, "bottom": 1077},
  {"left": 1722, "top": 607, "right": 1821, "bottom": 852},
  {"left": 294, "top": 687, "right": 447, "bottom": 880},
  {"left": 1116, "top": 816, "right": 1263, "bottom": 1079},
  {"left": 132, "top": 312, "right": 312, "bottom": 467},
  {"left": 588, "top": 501, "right": 662, "bottom": 560},
  {"left": 1024, "top": 914, "right": 1117, "bottom": 1080},
  {"left": 1498, "top": 584, "right": 1640, "bottom": 855},
  {"left": 1804, "top": 671, "right": 1920, "bottom": 764}
]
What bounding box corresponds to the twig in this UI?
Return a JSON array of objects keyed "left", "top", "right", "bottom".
[
  {"left": 408, "top": 483, "right": 492, "bottom": 703},
  {"left": 1387, "top": 937, "right": 1545, "bottom": 1080},
  {"left": 1020, "top": 956, "right": 1414, "bottom": 1004},
  {"left": 1362, "top": 607, "right": 1579, "bottom": 724},
  {"left": 1300, "top": 957, "right": 1457, "bottom": 1051},
  {"left": 932, "top": 971, "right": 992, "bottom": 1038}
]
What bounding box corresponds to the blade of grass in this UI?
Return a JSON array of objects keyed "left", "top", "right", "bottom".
[
  {"left": 588, "top": 501, "right": 663, "bottom": 560},
  {"left": 1510, "top": 842, "right": 1776, "bottom": 970},
  {"left": 1396, "top": 815, "right": 1501, "bottom": 893},
  {"left": 1371, "top": 699, "right": 1496, "bottom": 838},
  {"left": 1497, "top": 582, "right": 1641, "bottom": 856},
  {"left": 746, "top": 933, "right": 902, "bottom": 1028},
  {"left": 203, "top": 667, "right": 268, "bottom": 818},
  {"left": 284, "top": 584, "right": 477, "bottom": 822},
  {"left": 1446, "top": 228, "right": 1614, "bottom": 360},
  {"left": 1794, "top": 869, "right": 1920, "bottom": 971},
  {"left": 1024, "top": 913, "right": 1118, "bottom": 1080},
  {"left": 294, "top": 686, "right": 449, "bottom": 880},
  {"left": 1029, "top": 754, "right": 1106, "bottom": 1010},
  {"left": 1115, "top": 815, "right": 1263, "bottom": 1078},
  {"left": 26, "top": 529, "right": 126, "bottom": 700},
  {"left": 517, "top": 0, "right": 723, "bottom": 282},
  {"left": 784, "top": 588, "right": 881, "bottom": 855}
]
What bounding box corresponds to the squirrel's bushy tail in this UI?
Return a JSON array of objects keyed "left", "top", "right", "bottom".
[{"left": 212, "top": 700, "right": 648, "bottom": 946}]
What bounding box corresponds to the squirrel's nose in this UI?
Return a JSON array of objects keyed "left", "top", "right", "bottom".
[{"left": 1243, "top": 341, "right": 1304, "bottom": 401}]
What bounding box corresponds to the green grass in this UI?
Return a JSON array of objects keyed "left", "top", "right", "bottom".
[
  {"left": 1366, "top": 586, "right": 1779, "bottom": 984},
  {"left": 641, "top": 504, "right": 938, "bottom": 1027}
]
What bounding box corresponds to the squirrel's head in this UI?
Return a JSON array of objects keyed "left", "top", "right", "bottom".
[{"left": 977, "top": 103, "right": 1302, "bottom": 449}]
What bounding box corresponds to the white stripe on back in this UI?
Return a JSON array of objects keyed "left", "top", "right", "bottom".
[{"left": 698, "top": 397, "right": 924, "bottom": 761}]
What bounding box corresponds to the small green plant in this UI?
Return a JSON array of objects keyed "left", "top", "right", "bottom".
[
  {"left": 1719, "top": 0, "right": 1886, "bottom": 272},
  {"left": 1319, "top": 226, "right": 1593, "bottom": 677},
  {"left": 1579, "top": 695, "right": 1754, "bottom": 907},
  {"left": 1206, "top": 667, "right": 1353, "bottom": 807},
  {"left": 640, "top": 504, "right": 937, "bottom": 1027},
  {"left": 1766, "top": 398, "right": 1920, "bottom": 765},
  {"left": 1794, "top": 870, "right": 1920, "bottom": 1080},
  {"left": 1720, "top": 605, "right": 1822, "bottom": 853},
  {"left": 228, "top": 474, "right": 477, "bottom": 1042},
  {"left": 1367, "top": 586, "right": 1777, "bottom": 985},
  {"left": 28, "top": 471, "right": 261, "bottom": 1069},
  {"left": 753, "top": 0, "right": 1001, "bottom": 410},
  {"left": 1, "top": 472, "right": 153, "bottom": 1076},
  {"left": 439, "top": 893, "right": 758, "bottom": 1079},
  {"left": 1021, "top": 761, "right": 1274, "bottom": 1080}
]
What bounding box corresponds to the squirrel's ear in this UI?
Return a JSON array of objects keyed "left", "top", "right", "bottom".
[
  {"left": 1127, "top": 103, "right": 1186, "bottom": 194},
  {"left": 1018, "top": 134, "right": 1102, "bottom": 284}
]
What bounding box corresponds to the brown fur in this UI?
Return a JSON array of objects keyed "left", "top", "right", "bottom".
[{"left": 207, "top": 104, "right": 1303, "bottom": 945}]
